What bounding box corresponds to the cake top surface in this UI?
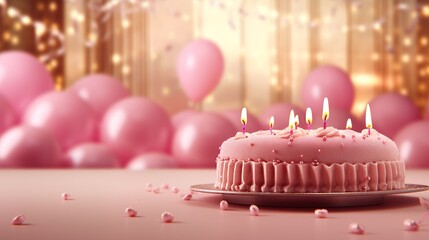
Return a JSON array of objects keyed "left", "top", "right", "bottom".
[{"left": 218, "top": 127, "right": 399, "bottom": 165}]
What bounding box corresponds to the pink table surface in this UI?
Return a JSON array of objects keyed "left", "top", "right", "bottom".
[{"left": 0, "top": 169, "right": 428, "bottom": 240}]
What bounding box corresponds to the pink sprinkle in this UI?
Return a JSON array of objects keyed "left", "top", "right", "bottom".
[
  {"left": 152, "top": 187, "right": 160, "bottom": 194},
  {"left": 403, "top": 219, "right": 419, "bottom": 231},
  {"left": 322, "top": 136, "right": 327, "bottom": 141},
  {"left": 182, "top": 194, "right": 192, "bottom": 201},
  {"left": 220, "top": 200, "right": 229, "bottom": 210},
  {"left": 314, "top": 209, "right": 328, "bottom": 218},
  {"left": 342, "top": 134, "right": 345, "bottom": 138},
  {"left": 249, "top": 205, "right": 259, "bottom": 216},
  {"left": 272, "top": 149, "right": 278, "bottom": 154},
  {"left": 250, "top": 143, "right": 255, "bottom": 146},
  {"left": 11, "top": 215, "right": 25, "bottom": 225},
  {"left": 61, "top": 193, "right": 71, "bottom": 200},
  {"left": 318, "top": 149, "right": 321, "bottom": 153},
  {"left": 300, "top": 154, "right": 304, "bottom": 158},
  {"left": 125, "top": 208, "right": 138, "bottom": 217},
  {"left": 161, "top": 212, "right": 174, "bottom": 223},
  {"left": 161, "top": 184, "right": 169, "bottom": 190},
  {"left": 349, "top": 223, "right": 365, "bottom": 234},
  {"left": 171, "top": 187, "right": 180, "bottom": 194}
]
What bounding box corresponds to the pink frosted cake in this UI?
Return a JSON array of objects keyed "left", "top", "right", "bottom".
[{"left": 215, "top": 127, "right": 405, "bottom": 193}]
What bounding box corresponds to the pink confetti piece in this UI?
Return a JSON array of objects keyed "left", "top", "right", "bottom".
[
  {"left": 125, "top": 208, "right": 138, "bottom": 217},
  {"left": 403, "top": 219, "right": 419, "bottom": 231},
  {"left": 314, "top": 209, "right": 328, "bottom": 218},
  {"left": 249, "top": 205, "right": 259, "bottom": 216},
  {"left": 61, "top": 193, "right": 71, "bottom": 200},
  {"left": 171, "top": 187, "right": 180, "bottom": 194},
  {"left": 182, "top": 194, "right": 192, "bottom": 201},
  {"left": 161, "top": 212, "right": 174, "bottom": 223},
  {"left": 152, "top": 187, "right": 160, "bottom": 194},
  {"left": 161, "top": 184, "right": 169, "bottom": 190},
  {"left": 349, "top": 223, "right": 365, "bottom": 234},
  {"left": 11, "top": 215, "right": 25, "bottom": 225},
  {"left": 220, "top": 200, "right": 229, "bottom": 210}
]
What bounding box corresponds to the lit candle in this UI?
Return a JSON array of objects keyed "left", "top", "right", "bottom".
[
  {"left": 241, "top": 107, "right": 247, "bottom": 134},
  {"left": 306, "top": 107, "right": 312, "bottom": 130},
  {"left": 269, "top": 116, "right": 274, "bottom": 135},
  {"left": 322, "top": 97, "right": 329, "bottom": 129},
  {"left": 294, "top": 115, "right": 299, "bottom": 130},
  {"left": 346, "top": 118, "right": 352, "bottom": 130},
  {"left": 289, "top": 110, "right": 295, "bottom": 135},
  {"left": 365, "top": 104, "right": 372, "bottom": 135}
]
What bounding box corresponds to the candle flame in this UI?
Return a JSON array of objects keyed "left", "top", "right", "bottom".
[
  {"left": 306, "top": 107, "right": 312, "bottom": 124},
  {"left": 289, "top": 110, "right": 295, "bottom": 129},
  {"left": 366, "top": 104, "right": 372, "bottom": 128},
  {"left": 322, "top": 97, "right": 329, "bottom": 120},
  {"left": 346, "top": 118, "right": 352, "bottom": 129},
  {"left": 295, "top": 115, "right": 299, "bottom": 125},
  {"left": 269, "top": 116, "right": 274, "bottom": 128},
  {"left": 241, "top": 107, "right": 247, "bottom": 125}
]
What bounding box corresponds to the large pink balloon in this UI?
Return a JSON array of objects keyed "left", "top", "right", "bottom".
[
  {"left": 68, "top": 74, "right": 129, "bottom": 119},
  {"left": 259, "top": 103, "right": 305, "bottom": 130},
  {"left": 171, "top": 109, "right": 199, "bottom": 129},
  {"left": 176, "top": 39, "right": 224, "bottom": 102},
  {"left": 221, "top": 109, "right": 263, "bottom": 133},
  {"left": 0, "top": 126, "right": 61, "bottom": 168},
  {"left": 302, "top": 65, "right": 355, "bottom": 111},
  {"left": 367, "top": 93, "right": 420, "bottom": 139},
  {"left": 66, "top": 143, "right": 120, "bottom": 168},
  {"left": 312, "top": 108, "right": 365, "bottom": 131},
  {"left": 100, "top": 97, "right": 172, "bottom": 166},
  {"left": 172, "top": 112, "right": 236, "bottom": 168},
  {"left": 127, "top": 152, "right": 178, "bottom": 170},
  {"left": 23, "top": 91, "right": 97, "bottom": 150},
  {"left": 395, "top": 121, "right": 429, "bottom": 168},
  {"left": 0, "top": 51, "right": 54, "bottom": 116},
  {"left": 0, "top": 94, "right": 18, "bottom": 135}
]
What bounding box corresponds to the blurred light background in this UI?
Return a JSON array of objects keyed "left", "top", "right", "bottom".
[
  {"left": 0, "top": 0, "right": 428, "bottom": 169},
  {"left": 1, "top": 0, "right": 428, "bottom": 115}
]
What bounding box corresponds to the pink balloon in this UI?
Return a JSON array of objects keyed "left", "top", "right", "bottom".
[
  {"left": 0, "top": 94, "right": 18, "bottom": 135},
  {"left": 367, "top": 93, "right": 420, "bottom": 139},
  {"left": 395, "top": 121, "right": 429, "bottom": 168},
  {"left": 23, "top": 91, "right": 97, "bottom": 150},
  {"left": 302, "top": 65, "right": 355, "bottom": 111},
  {"left": 127, "top": 152, "right": 178, "bottom": 170},
  {"left": 312, "top": 108, "right": 365, "bottom": 131},
  {"left": 66, "top": 143, "right": 120, "bottom": 168},
  {"left": 221, "top": 109, "right": 263, "bottom": 133},
  {"left": 100, "top": 97, "right": 172, "bottom": 165},
  {"left": 172, "top": 112, "right": 236, "bottom": 168},
  {"left": 259, "top": 103, "right": 305, "bottom": 130},
  {"left": 171, "top": 109, "right": 199, "bottom": 129},
  {"left": 0, "top": 126, "right": 61, "bottom": 168},
  {"left": 68, "top": 74, "right": 129, "bottom": 120},
  {"left": 176, "top": 39, "right": 224, "bottom": 102},
  {"left": 0, "top": 51, "right": 54, "bottom": 116}
]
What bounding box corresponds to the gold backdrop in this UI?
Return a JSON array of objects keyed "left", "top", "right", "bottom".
[{"left": 1, "top": 0, "right": 428, "bottom": 116}]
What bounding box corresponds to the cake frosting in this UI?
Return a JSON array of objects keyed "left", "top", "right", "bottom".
[{"left": 214, "top": 127, "right": 405, "bottom": 193}]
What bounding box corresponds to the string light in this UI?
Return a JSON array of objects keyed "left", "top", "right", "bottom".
[{"left": 112, "top": 54, "right": 122, "bottom": 64}]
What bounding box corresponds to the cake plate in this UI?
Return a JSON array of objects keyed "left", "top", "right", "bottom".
[{"left": 190, "top": 183, "right": 429, "bottom": 207}]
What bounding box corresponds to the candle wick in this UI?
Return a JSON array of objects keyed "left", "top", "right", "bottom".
[
  {"left": 242, "top": 125, "right": 246, "bottom": 135},
  {"left": 323, "top": 120, "right": 327, "bottom": 129}
]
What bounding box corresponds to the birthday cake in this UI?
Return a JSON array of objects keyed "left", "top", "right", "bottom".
[{"left": 214, "top": 127, "right": 405, "bottom": 193}]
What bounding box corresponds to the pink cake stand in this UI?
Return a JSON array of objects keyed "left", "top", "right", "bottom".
[{"left": 191, "top": 183, "right": 429, "bottom": 207}]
